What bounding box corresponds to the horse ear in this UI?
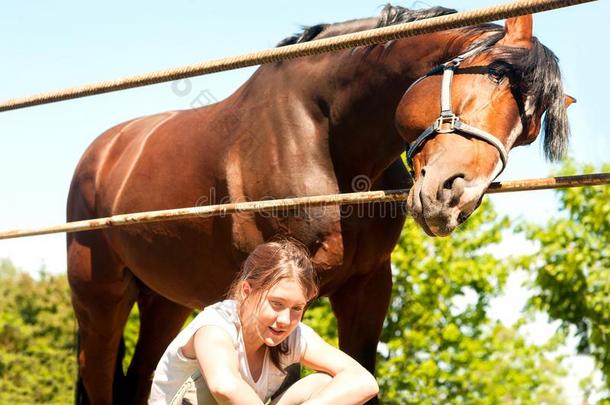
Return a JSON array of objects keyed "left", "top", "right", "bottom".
[
  {"left": 499, "top": 15, "right": 533, "bottom": 48},
  {"left": 523, "top": 95, "right": 574, "bottom": 142}
]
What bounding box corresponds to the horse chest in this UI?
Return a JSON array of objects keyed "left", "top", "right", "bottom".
[{"left": 231, "top": 210, "right": 345, "bottom": 267}]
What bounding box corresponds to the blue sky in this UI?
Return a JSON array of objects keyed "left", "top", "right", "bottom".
[{"left": 0, "top": 1, "right": 608, "bottom": 401}]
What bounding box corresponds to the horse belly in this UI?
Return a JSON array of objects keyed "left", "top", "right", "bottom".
[{"left": 104, "top": 217, "right": 239, "bottom": 308}]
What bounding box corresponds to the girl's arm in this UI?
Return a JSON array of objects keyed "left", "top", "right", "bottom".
[
  {"left": 185, "top": 326, "right": 264, "bottom": 405},
  {"left": 299, "top": 331, "right": 379, "bottom": 405}
]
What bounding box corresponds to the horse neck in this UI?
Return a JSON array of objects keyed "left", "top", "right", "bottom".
[{"left": 319, "top": 29, "right": 484, "bottom": 189}]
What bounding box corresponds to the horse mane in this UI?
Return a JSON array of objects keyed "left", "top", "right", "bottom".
[
  {"left": 522, "top": 38, "right": 569, "bottom": 161},
  {"left": 277, "top": 4, "right": 569, "bottom": 161},
  {"left": 375, "top": 4, "right": 457, "bottom": 27},
  {"left": 461, "top": 26, "right": 569, "bottom": 161},
  {"left": 277, "top": 23, "right": 330, "bottom": 47},
  {"left": 276, "top": 4, "right": 457, "bottom": 47}
]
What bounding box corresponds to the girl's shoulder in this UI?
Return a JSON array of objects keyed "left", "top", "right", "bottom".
[
  {"left": 189, "top": 299, "right": 240, "bottom": 342},
  {"left": 293, "top": 321, "right": 319, "bottom": 343},
  {"left": 292, "top": 321, "right": 317, "bottom": 343},
  {"left": 281, "top": 322, "right": 318, "bottom": 366},
  {"left": 201, "top": 299, "right": 239, "bottom": 321}
]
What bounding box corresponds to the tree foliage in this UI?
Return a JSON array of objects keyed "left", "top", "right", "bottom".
[
  {"left": 518, "top": 162, "right": 610, "bottom": 399},
  {"left": 306, "top": 201, "right": 568, "bottom": 404},
  {"left": 0, "top": 259, "right": 76, "bottom": 404}
]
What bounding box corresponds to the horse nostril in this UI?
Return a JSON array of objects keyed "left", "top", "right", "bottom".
[
  {"left": 421, "top": 168, "right": 426, "bottom": 177},
  {"left": 458, "top": 212, "right": 468, "bottom": 224},
  {"left": 443, "top": 173, "right": 465, "bottom": 190}
]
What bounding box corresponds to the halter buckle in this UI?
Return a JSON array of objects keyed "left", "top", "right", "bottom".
[
  {"left": 433, "top": 114, "right": 459, "bottom": 133},
  {"left": 444, "top": 57, "right": 463, "bottom": 68}
]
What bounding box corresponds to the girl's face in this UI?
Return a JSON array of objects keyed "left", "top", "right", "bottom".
[{"left": 242, "top": 278, "right": 308, "bottom": 347}]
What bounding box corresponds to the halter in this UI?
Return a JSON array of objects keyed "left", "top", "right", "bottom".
[{"left": 405, "top": 48, "right": 509, "bottom": 179}]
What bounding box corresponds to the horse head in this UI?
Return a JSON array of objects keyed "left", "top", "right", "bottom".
[{"left": 396, "top": 15, "right": 575, "bottom": 236}]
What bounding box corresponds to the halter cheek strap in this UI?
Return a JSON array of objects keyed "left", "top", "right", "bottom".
[{"left": 405, "top": 53, "right": 509, "bottom": 179}]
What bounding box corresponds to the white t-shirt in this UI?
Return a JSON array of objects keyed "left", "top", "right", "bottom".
[{"left": 149, "top": 299, "right": 315, "bottom": 404}]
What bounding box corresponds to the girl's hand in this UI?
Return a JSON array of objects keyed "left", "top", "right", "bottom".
[{"left": 299, "top": 331, "right": 379, "bottom": 405}]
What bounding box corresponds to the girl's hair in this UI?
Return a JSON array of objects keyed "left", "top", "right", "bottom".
[{"left": 227, "top": 237, "right": 319, "bottom": 371}]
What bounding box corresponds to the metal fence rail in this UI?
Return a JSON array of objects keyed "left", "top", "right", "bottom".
[
  {"left": 1, "top": 173, "right": 608, "bottom": 240},
  {"left": 0, "top": 0, "right": 596, "bottom": 112}
]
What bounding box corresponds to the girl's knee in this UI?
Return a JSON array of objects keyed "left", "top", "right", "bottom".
[{"left": 271, "top": 373, "right": 333, "bottom": 405}]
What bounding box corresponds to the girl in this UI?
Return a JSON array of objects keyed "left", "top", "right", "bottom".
[{"left": 149, "top": 239, "right": 378, "bottom": 405}]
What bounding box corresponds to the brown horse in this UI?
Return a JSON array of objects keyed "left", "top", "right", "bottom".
[{"left": 67, "top": 5, "right": 571, "bottom": 404}]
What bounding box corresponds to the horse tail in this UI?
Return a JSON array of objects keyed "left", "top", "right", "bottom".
[
  {"left": 74, "top": 332, "right": 89, "bottom": 405},
  {"left": 112, "top": 336, "right": 127, "bottom": 404},
  {"left": 73, "top": 331, "right": 127, "bottom": 404}
]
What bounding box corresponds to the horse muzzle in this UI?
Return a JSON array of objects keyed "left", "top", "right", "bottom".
[{"left": 407, "top": 166, "right": 484, "bottom": 237}]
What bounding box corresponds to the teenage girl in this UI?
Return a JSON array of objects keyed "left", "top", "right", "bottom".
[{"left": 149, "top": 239, "right": 378, "bottom": 404}]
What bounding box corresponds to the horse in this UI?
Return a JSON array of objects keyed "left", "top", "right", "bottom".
[{"left": 66, "top": 5, "right": 572, "bottom": 404}]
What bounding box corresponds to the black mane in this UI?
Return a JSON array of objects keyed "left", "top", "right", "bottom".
[
  {"left": 277, "top": 4, "right": 569, "bottom": 161},
  {"left": 460, "top": 26, "right": 569, "bottom": 161},
  {"left": 277, "top": 4, "right": 456, "bottom": 46},
  {"left": 512, "top": 39, "right": 569, "bottom": 161},
  {"left": 277, "top": 24, "right": 330, "bottom": 47},
  {"left": 376, "top": 4, "right": 457, "bottom": 27}
]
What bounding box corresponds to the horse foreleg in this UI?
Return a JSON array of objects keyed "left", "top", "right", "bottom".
[
  {"left": 329, "top": 261, "right": 392, "bottom": 405},
  {"left": 124, "top": 285, "right": 193, "bottom": 405}
]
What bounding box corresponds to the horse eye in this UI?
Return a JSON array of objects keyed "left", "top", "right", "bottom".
[{"left": 488, "top": 67, "right": 506, "bottom": 84}]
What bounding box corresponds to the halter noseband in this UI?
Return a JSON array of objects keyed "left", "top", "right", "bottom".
[{"left": 405, "top": 49, "right": 509, "bottom": 179}]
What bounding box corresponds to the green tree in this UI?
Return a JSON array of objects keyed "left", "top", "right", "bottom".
[
  {"left": 519, "top": 162, "right": 610, "bottom": 401},
  {"left": 306, "top": 201, "right": 567, "bottom": 404},
  {"left": 0, "top": 260, "right": 77, "bottom": 404},
  {"left": 0, "top": 258, "right": 192, "bottom": 404}
]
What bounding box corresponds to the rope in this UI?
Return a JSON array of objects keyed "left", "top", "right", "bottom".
[
  {"left": 0, "top": 0, "right": 596, "bottom": 112},
  {"left": 0, "top": 173, "right": 608, "bottom": 240}
]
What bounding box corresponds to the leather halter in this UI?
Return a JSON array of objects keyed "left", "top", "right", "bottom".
[{"left": 405, "top": 49, "right": 509, "bottom": 179}]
